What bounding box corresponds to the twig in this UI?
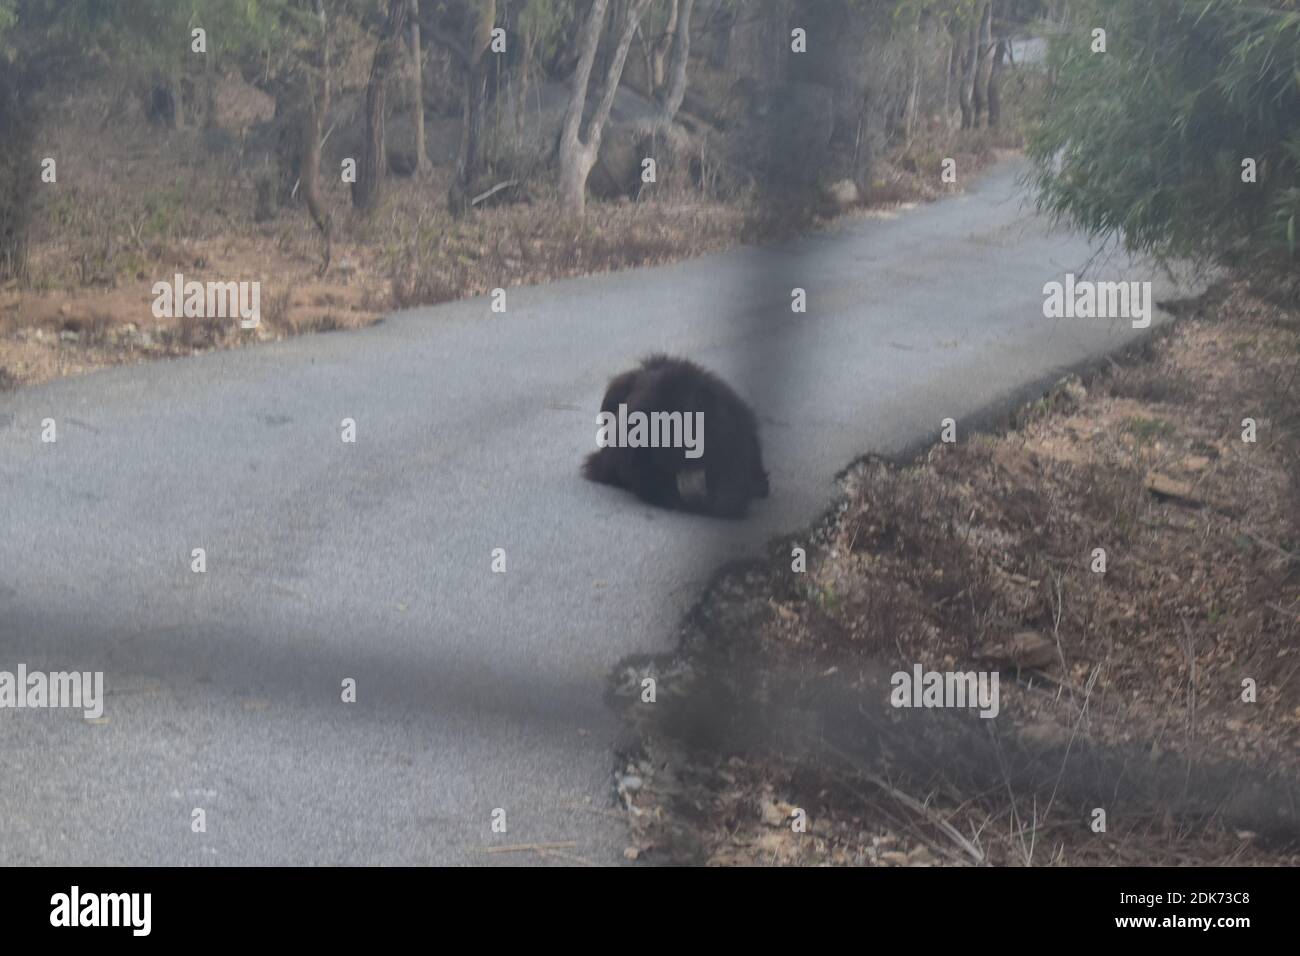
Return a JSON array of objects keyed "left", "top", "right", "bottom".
[
  {"left": 1265, "top": 601, "right": 1299, "bottom": 620},
  {"left": 813, "top": 736, "right": 985, "bottom": 865},
  {"left": 1040, "top": 662, "right": 1101, "bottom": 828},
  {"left": 1244, "top": 528, "right": 1298, "bottom": 563},
  {"left": 561, "top": 802, "right": 627, "bottom": 820},
  {"left": 536, "top": 847, "right": 598, "bottom": 866},
  {"left": 860, "top": 772, "right": 987, "bottom": 865},
  {"left": 471, "top": 179, "right": 521, "bottom": 206},
  {"left": 481, "top": 840, "right": 578, "bottom": 855},
  {"left": 985, "top": 722, "right": 1034, "bottom": 864},
  {"left": 1178, "top": 618, "right": 1198, "bottom": 794},
  {"left": 1049, "top": 571, "right": 1072, "bottom": 710}
]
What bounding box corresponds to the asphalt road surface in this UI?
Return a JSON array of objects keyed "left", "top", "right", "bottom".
[{"left": 0, "top": 159, "right": 1184, "bottom": 864}]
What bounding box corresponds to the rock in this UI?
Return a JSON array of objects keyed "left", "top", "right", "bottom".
[
  {"left": 976, "top": 629, "right": 1057, "bottom": 670},
  {"left": 1021, "top": 719, "right": 1071, "bottom": 747},
  {"left": 825, "top": 179, "right": 860, "bottom": 208},
  {"left": 208, "top": 72, "right": 275, "bottom": 131},
  {"left": 907, "top": 845, "right": 936, "bottom": 865},
  {"left": 1009, "top": 630, "right": 1058, "bottom": 668},
  {"left": 59, "top": 330, "right": 80, "bottom": 343},
  {"left": 590, "top": 120, "right": 695, "bottom": 200},
  {"left": 760, "top": 797, "right": 785, "bottom": 827},
  {"left": 1145, "top": 470, "right": 1201, "bottom": 505}
]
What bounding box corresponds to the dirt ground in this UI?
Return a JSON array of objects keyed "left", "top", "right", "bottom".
[{"left": 613, "top": 277, "right": 1299, "bottom": 866}]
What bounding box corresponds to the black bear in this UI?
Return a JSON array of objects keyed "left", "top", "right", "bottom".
[{"left": 582, "top": 355, "right": 769, "bottom": 518}]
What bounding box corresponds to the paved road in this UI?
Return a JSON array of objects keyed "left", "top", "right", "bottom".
[{"left": 0, "top": 160, "right": 1182, "bottom": 865}]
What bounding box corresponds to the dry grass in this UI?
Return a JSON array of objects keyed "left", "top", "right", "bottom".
[
  {"left": 618, "top": 277, "right": 1300, "bottom": 866},
  {"left": 1, "top": 78, "right": 1024, "bottom": 391},
  {"left": 382, "top": 194, "right": 751, "bottom": 309}
]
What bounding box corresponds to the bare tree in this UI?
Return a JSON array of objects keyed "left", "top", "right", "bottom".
[
  {"left": 943, "top": 24, "right": 957, "bottom": 126},
  {"left": 650, "top": 0, "right": 678, "bottom": 93},
  {"left": 958, "top": 15, "right": 976, "bottom": 130},
  {"left": 268, "top": 0, "right": 332, "bottom": 271},
  {"left": 426, "top": 0, "right": 496, "bottom": 210},
  {"left": 559, "top": 0, "right": 654, "bottom": 217},
  {"left": 168, "top": 70, "right": 186, "bottom": 129},
  {"left": 972, "top": 0, "right": 993, "bottom": 128},
  {"left": 409, "top": 0, "right": 427, "bottom": 177},
  {"left": 353, "top": 0, "right": 410, "bottom": 211},
  {"left": 987, "top": 37, "right": 1006, "bottom": 128},
  {"left": 660, "top": 0, "right": 693, "bottom": 121},
  {"left": 901, "top": 13, "right": 921, "bottom": 146},
  {"left": 300, "top": 0, "right": 333, "bottom": 273},
  {"left": 0, "top": 66, "right": 36, "bottom": 281},
  {"left": 461, "top": 0, "right": 496, "bottom": 191}
]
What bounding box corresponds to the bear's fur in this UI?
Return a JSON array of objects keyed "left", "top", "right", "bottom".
[{"left": 582, "top": 355, "right": 769, "bottom": 518}]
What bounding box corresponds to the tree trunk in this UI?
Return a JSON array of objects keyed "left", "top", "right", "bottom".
[
  {"left": 353, "top": 0, "right": 409, "bottom": 211},
  {"left": 559, "top": 0, "right": 654, "bottom": 217},
  {"left": 354, "top": 58, "right": 387, "bottom": 209},
  {"left": 425, "top": 0, "right": 495, "bottom": 211},
  {"left": 651, "top": 0, "right": 678, "bottom": 93},
  {"left": 852, "top": 91, "right": 872, "bottom": 197},
  {"left": 636, "top": 24, "right": 654, "bottom": 98},
  {"left": 0, "top": 65, "right": 35, "bottom": 281},
  {"left": 409, "top": 0, "right": 427, "bottom": 176},
  {"left": 660, "top": 0, "right": 693, "bottom": 121},
  {"left": 598, "top": 0, "right": 625, "bottom": 81},
  {"left": 958, "top": 18, "right": 977, "bottom": 130},
  {"left": 300, "top": 0, "right": 333, "bottom": 274},
  {"left": 169, "top": 69, "right": 186, "bottom": 129},
  {"left": 458, "top": 0, "right": 496, "bottom": 191},
  {"left": 987, "top": 37, "right": 1006, "bottom": 128},
  {"left": 300, "top": 80, "right": 332, "bottom": 274},
  {"left": 461, "top": 61, "right": 488, "bottom": 185},
  {"left": 517, "top": 22, "right": 535, "bottom": 143},
  {"left": 560, "top": 0, "right": 611, "bottom": 219},
  {"left": 944, "top": 28, "right": 956, "bottom": 127},
  {"left": 902, "top": 20, "right": 920, "bottom": 146},
  {"left": 708, "top": 0, "right": 735, "bottom": 68},
  {"left": 972, "top": 0, "right": 993, "bottom": 129}
]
